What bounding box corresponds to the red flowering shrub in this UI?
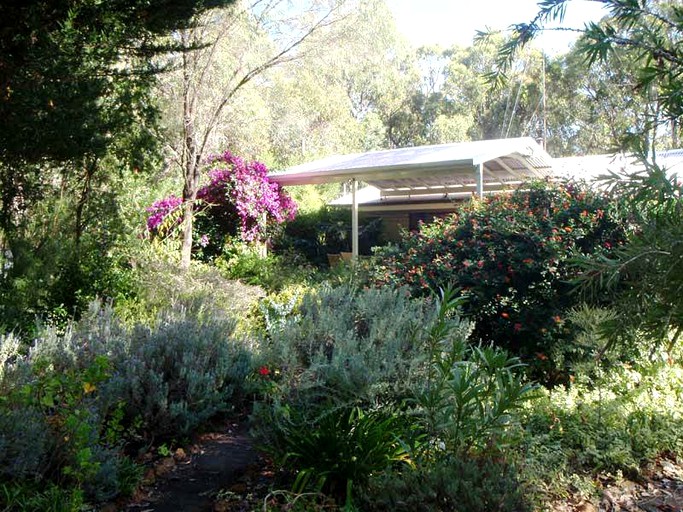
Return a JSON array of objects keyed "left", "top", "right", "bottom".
[{"left": 374, "top": 181, "right": 626, "bottom": 382}]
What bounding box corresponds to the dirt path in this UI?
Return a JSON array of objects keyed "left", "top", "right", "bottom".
[{"left": 125, "top": 419, "right": 258, "bottom": 512}]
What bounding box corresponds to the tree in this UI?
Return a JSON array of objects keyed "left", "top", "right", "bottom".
[
  {"left": 158, "top": 0, "right": 354, "bottom": 268},
  {"left": 381, "top": 39, "right": 553, "bottom": 149},
  {"left": 485, "top": 0, "right": 683, "bottom": 152},
  {"left": 146, "top": 150, "right": 296, "bottom": 260},
  {"left": 493, "top": 0, "right": 683, "bottom": 349},
  {"left": 265, "top": 0, "right": 415, "bottom": 161},
  {"left": 0, "top": 0, "right": 235, "bottom": 330}
]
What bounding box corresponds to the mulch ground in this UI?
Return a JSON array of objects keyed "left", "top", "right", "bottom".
[{"left": 117, "top": 417, "right": 268, "bottom": 512}]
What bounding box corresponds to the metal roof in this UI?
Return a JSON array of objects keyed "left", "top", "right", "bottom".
[
  {"left": 553, "top": 150, "right": 683, "bottom": 183},
  {"left": 269, "top": 137, "right": 554, "bottom": 196}
]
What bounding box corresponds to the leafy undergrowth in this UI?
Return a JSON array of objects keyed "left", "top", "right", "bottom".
[
  {"left": 208, "top": 453, "right": 683, "bottom": 512},
  {"left": 244, "top": 284, "right": 683, "bottom": 511},
  {"left": 115, "top": 256, "right": 266, "bottom": 326}
]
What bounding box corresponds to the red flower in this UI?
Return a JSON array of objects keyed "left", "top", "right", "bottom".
[
  {"left": 513, "top": 323, "right": 522, "bottom": 332},
  {"left": 258, "top": 366, "right": 271, "bottom": 376},
  {"left": 501, "top": 312, "right": 510, "bottom": 319}
]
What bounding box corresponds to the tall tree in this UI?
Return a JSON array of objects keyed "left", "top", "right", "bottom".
[
  {"left": 158, "top": 0, "right": 357, "bottom": 267},
  {"left": 0, "top": 0, "right": 235, "bottom": 329},
  {"left": 486, "top": 0, "right": 683, "bottom": 153},
  {"left": 266, "top": 0, "right": 415, "bottom": 161}
]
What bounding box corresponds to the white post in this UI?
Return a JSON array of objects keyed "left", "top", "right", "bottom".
[
  {"left": 475, "top": 163, "right": 484, "bottom": 199},
  {"left": 351, "top": 178, "right": 359, "bottom": 260}
]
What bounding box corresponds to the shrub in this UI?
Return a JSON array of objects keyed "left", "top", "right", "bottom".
[
  {"left": 258, "top": 284, "right": 446, "bottom": 406},
  {"left": 361, "top": 455, "right": 530, "bottom": 512},
  {"left": 145, "top": 151, "right": 297, "bottom": 260},
  {"left": 214, "top": 242, "right": 315, "bottom": 292},
  {"left": 0, "top": 300, "right": 253, "bottom": 506},
  {"left": 416, "top": 291, "right": 537, "bottom": 458},
  {"left": 519, "top": 358, "right": 683, "bottom": 503},
  {"left": 373, "top": 181, "right": 626, "bottom": 381},
  {"left": 81, "top": 303, "right": 253, "bottom": 440},
  {"left": 0, "top": 329, "right": 133, "bottom": 504},
  {"left": 114, "top": 257, "right": 265, "bottom": 327},
  {"left": 253, "top": 286, "right": 538, "bottom": 508},
  {"left": 269, "top": 404, "right": 415, "bottom": 508},
  {"left": 0, "top": 482, "right": 84, "bottom": 512}
]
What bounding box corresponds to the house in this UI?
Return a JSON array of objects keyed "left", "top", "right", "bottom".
[
  {"left": 269, "top": 137, "right": 554, "bottom": 256},
  {"left": 269, "top": 139, "right": 683, "bottom": 257}
]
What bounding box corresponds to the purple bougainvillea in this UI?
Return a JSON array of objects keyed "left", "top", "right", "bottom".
[
  {"left": 146, "top": 195, "right": 183, "bottom": 232},
  {"left": 199, "top": 151, "right": 297, "bottom": 242},
  {"left": 146, "top": 151, "right": 297, "bottom": 250}
]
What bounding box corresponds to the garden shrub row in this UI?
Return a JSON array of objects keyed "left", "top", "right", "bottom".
[
  {"left": 251, "top": 284, "right": 683, "bottom": 510},
  {"left": 252, "top": 284, "right": 537, "bottom": 510},
  {"left": 0, "top": 302, "right": 252, "bottom": 508}
]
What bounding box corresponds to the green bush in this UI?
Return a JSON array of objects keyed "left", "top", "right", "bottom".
[
  {"left": 0, "top": 482, "right": 84, "bottom": 512},
  {"left": 0, "top": 329, "right": 134, "bottom": 504},
  {"left": 258, "top": 284, "right": 446, "bottom": 406},
  {"left": 214, "top": 241, "right": 314, "bottom": 292},
  {"left": 373, "top": 181, "right": 626, "bottom": 381},
  {"left": 0, "top": 191, "right": 139, "bottom": 336},
  {"left": 361, "top": 456, "right": 530, "bottom": 512},
  {"left": 253, "top": 285, "right": 538, "bottom": 508},
  {"left": 0, "top": 301, "right": 253, "bottom": 507},
  {"left": 519, "top": 359, "right": 683, "bottom": 501},
  {"left": 114, "top": 256, "right": 264, "bottom": 326},
  {"left": 79, "top": 303, "right": 253, "bottom": 440},
  {"left": 416, "top": 290, "right": 537, "bottom": 457},
  {"left": 268, "top": 404, "right": 415, "bottom": 508}
]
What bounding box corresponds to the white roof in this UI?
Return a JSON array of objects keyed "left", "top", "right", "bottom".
[
  {"left": 329, "top": 149, "right": 683, "bottom": 208},
  {"left": 269, "top": 137, "right": 554, "bottom": 196},
  {"left": 554, "top": 150, "right": 683, "bottom": 182}
]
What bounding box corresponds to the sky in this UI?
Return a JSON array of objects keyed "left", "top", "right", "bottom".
[{"left": 387, "top": 0, "right": 609, "bottom": 54}]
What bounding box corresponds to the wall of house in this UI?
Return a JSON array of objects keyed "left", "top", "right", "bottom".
[{"left": 362, "top": 209, "right": 456, "bottom": 244}]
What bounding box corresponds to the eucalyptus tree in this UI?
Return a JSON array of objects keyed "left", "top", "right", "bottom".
[
  {"left": 486, "top": 0, "right": 683, "bottom": 153},
  {"left": 383, "top": 45, "right": 469, "bottom": 148},
  {"left": 158, "top": 0, "right": 358, "bottom": 267},
  {"left": 264, "top": 0, "right": 420, "bottom": 157},
  {"left": 266, "top": 0, "right": 416, "bottom": 160},
  {"left": 443, "top": 38, "right": 549, "bottom": 143},
  {"left": 384, "top": 38, "right": 550, "bottom": 148},
  {"left": 544, "top": 45, "right": 654, "bottom": 156}
]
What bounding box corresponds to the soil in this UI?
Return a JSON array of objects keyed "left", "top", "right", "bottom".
[
  {"left": 120, "top": 418, "right": 263, "bottom": 512},
  {"left": 115, "top": 417, "right": 683, "bottom": 512},
  {"left": 552, "top": 456, "right": 683, "bottom": 512}
]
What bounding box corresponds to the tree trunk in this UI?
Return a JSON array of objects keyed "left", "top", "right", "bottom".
[
  {"left": 75, "top": 157, "right": 96, "bottom": 247},
  {"left": 180, "top": 43, "right": 199, "bottom": 270},
  {"left": 180, "top": 195, "right": 195, "bottom": 269},
  {"left": 180, "top": 153, "right": 200, "bottom": 269}
]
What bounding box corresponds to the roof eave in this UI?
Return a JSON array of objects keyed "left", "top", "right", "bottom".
[{"left": 269, "top": 158, "right": 477, "bottom": 186}]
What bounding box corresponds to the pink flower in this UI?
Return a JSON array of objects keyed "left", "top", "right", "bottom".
[{"left": 145, "top": 151, "right": 297, "bottom": 243}]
